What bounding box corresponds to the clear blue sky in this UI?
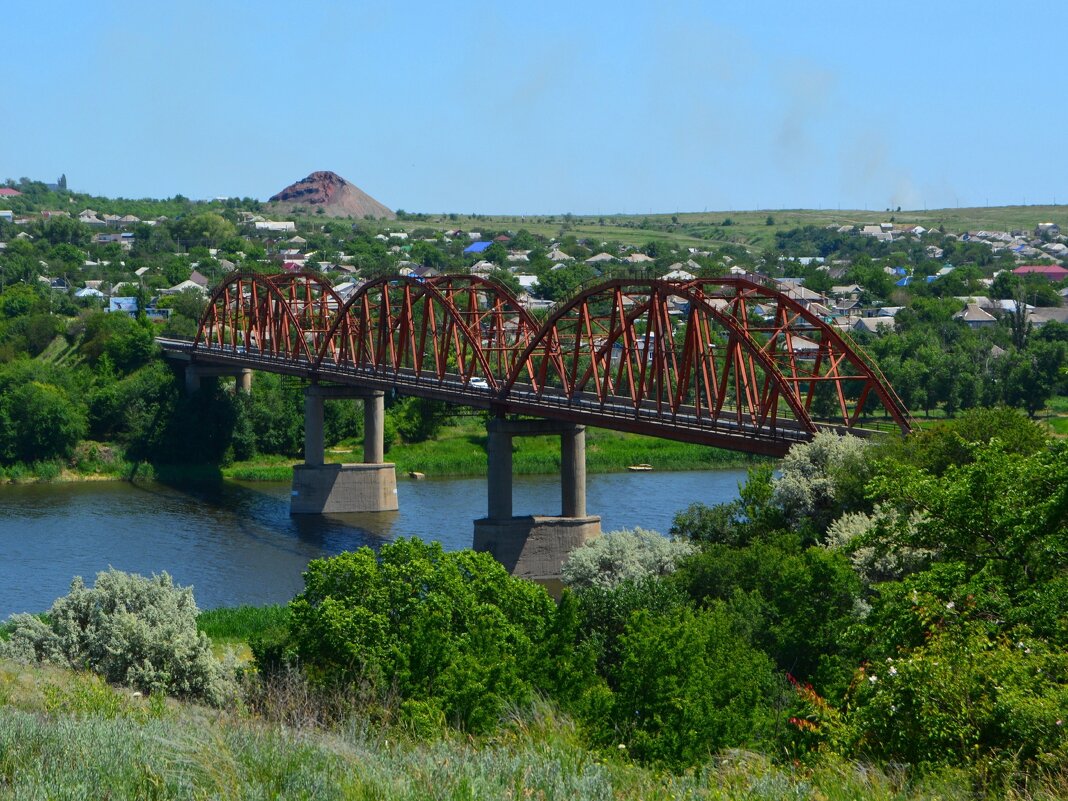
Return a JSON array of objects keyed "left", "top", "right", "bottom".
[{"left": 5, "top": 1, "right": 1065, "bottom": 214}]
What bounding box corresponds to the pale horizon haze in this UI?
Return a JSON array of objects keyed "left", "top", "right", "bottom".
[{"left": 4, "top": 1, "right": 1065, "bottom": 215}]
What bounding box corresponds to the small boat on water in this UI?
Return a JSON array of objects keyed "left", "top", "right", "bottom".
[{"left": 627, "top": 464, "right": 653, "bottom": 472}]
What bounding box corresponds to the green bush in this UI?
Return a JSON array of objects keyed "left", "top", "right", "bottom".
[
  {"left": 595, "top": 604, "right": 777, "bottom": 768},
  {"left": 844, "top": 621, "right": 1068, "bottom": 778},
  {"left": 0, "top": 569, "right": 237, "bottom": 706},
  {"left": 672, "top": 533, "right": 860, "bottom": 689},
  {"left": 574, "top": 576, "right": 691, "bottom": 677},
  {"left": 669, "top": 463, "right": 783, "bottom": 546},
  {"left": 0, "top": 380, "right": 86, "bottom": 463},
  {"left": 281, "top": 539, "right": 559, "bottom": 733}
]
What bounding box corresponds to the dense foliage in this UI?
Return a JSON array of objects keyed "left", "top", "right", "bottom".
[
  {"left": 1, "top": 191, "right": 1068, "bottom": 793},
  {"left": 245, "top": 411, "right": 1068, "bottom": 791},
  {"left": 1, "top": 408, "right": 1064, "bottom": 796}
]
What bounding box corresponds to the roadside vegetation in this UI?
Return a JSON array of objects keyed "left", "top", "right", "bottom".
[{"left": 1, "top": 408, "right": 1065, "bottom": 798}]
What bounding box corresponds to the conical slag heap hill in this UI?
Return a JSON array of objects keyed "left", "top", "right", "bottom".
[{"left": 268, "top": 171, "right": 395, "bottom": 219}]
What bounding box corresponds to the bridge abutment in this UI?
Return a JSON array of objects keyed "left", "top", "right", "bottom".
[
  {"left": 473, "top": 418, "right": 600, "bottom": 591},
  {"left": 291, "top": 386, "right": 398, "bottom": 515}
]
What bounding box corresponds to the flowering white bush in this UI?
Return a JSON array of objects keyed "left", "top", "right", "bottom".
[
  {"left": 0, "top": 568, "right": 236, "bottom": 706},
  {"left": 772, "top": 432, "right": 871, "bottom": 532},
  {"left": 562, "top": 527, "right": 695, "bottom": 591},
  {"left": 825, "top": 507, "right": 933, "bottom": 586}
]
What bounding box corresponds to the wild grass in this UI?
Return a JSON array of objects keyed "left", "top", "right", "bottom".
[
  {"left": 2, "top": 657, "right": 1064, "bottom": 800},
  {"left": 197, "top": 605, "right": 289, "bottom": 643},
  {"left": 1045, "top": 395, "right": 1068, "bottom": 414},
  {"left": 196, "top": 605, "right": 289, "bottom": 663},
  {"left": 3, "top": 657, "right": 1066, "bottom": 800}
]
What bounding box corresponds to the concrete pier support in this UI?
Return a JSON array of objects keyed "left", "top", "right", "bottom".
[
  {"left": 363, "top": 392, "right": 385, "bottom": 464},
  {"left": 184, "top": 364, "right": 252, "bottom": 395},
  {"left": 291, "top": 385, "right": 398, "bottom": 515},
  {"left": 474, "top": 418, "right": 601, "bottom": 590}
]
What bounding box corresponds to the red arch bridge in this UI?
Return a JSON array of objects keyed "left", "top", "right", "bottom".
[{"left": 159, "top": 271, "right": 912, "bottom": 583}]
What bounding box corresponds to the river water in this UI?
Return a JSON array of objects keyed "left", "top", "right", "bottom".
[{"left": 0, "top": 468, "right": 748, "bottom": 618}]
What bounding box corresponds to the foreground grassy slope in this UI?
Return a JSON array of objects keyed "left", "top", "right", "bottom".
[{"left": 1, "top": 657, "right": 1047, "bottom": 801}]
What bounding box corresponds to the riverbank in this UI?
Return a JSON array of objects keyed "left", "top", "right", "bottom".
[
  {"left": 226, "top": 420, "right": 762, "bottom": 482},
  {"left": 0, "top": 423, "right": 763, "bottom": 484}
]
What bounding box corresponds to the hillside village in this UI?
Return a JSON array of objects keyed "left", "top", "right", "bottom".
[
  {"left": 2, "top": 187, "right": 1066, "bottom": 324},
  {"left": 2, "top": 174, "right": 1068, "bottom": 418}
]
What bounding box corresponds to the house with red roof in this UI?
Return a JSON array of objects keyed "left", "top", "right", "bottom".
[
  {"left": 0, "top": 188, "right": 22, "bottom": 197},
  {"left": 1013, "top": 265, "right": 1068, "bottom": 281}
]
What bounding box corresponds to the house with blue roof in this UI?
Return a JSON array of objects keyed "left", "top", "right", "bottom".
[{"left": 464, "top": 241, "right": 493, "bottom": 255}]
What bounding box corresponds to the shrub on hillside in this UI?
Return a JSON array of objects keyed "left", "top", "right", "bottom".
[
  {"left": 595, "top": 604, "right": 778, "bottom": 767},
  {"left": 562, "top": 527, "right": 695, "bottom": 591},
  {"left": 0, "top": 380, "right": 86, "bottom": 463},
  {"left": 276, "top": 539, "right": 563, "bottom": 733},
  {"left": 671, "top": 532, "right": 860, "bottom": 690},
  {"left": 574, "top": 576, "right": 691, "bottom": 676},
  {"left": 0, "top": 569, "right": 236, "bottom": 706},
  {"left": 843, "top": 621, "right": 1068, "bottom": 778}
]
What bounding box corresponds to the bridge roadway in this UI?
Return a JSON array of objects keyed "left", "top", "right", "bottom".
[{"left": 158, "top": 337, "right": 816, "bottom": 457}]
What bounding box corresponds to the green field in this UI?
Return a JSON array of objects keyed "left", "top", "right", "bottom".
[{"left": 389, "top": 204, "right": 1067, "bottom": 252}]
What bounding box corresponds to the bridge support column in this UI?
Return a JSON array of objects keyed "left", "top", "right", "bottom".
[
  {"left": 185, "top": 364, "right": 201, "bottom": 395},
  {"left": 474, "top": 418, "right": 600, "bottom": 593},
  {"left": 184, "top": 364, "right": 252, "bottom": 395},
  {"left": 291, "top": 386, "right": 398, "bottom": 515}
]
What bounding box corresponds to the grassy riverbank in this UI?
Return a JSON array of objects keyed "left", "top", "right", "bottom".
[
  {"left": 5, "top": 405, "right": 1063, "bottom": 486},
  {"left": 225, "top": 419, "right": 760, "bottom": 482},
  {"left": 0, "top": 655, "right": 1030, "bottom": 800},
  {"left": 0, "top": 422, "right": 760, "bottom": 485}
]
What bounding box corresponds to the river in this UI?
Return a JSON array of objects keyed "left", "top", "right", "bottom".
[{"left": 0, "top": 468, "right": 749, "bottom": 618}]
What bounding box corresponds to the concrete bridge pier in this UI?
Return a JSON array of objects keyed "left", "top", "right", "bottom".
[
  {"left": 184, "top": 364, "right": 252, "bottom": 394},
  {"left": 291, "top": 386, "right": 398, "bottom": 514},
  {"left": 474, "top": 418, "right": 601, "bottom": 591}
]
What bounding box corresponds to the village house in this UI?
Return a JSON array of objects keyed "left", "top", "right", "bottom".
[
  {"left": 1013, "top": 264, "right": 1068, "bottom": 281},
  {"left": 953, "top": 303, "right": 997, "bottom": 329},
  {"left": 585, "top": 252, "right": 616, "bottom": 265},
  {"left": 254, "top": 220, "right": 296, "bottom": 233}
]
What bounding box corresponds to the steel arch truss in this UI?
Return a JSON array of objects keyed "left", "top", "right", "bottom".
[
  {"left": 310, "top": 275, "right": 550, "bottom": 390},
  {"left": 505, "top": 277, "right": 912, "bottom": 444},
  {"left": 193, "top": 272, "right": 912, "bottom": 452},
  {"left": 195, "top": 271, "right": 342, "bottom": 362}
]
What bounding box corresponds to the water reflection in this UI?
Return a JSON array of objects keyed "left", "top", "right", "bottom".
[{"left": 0, "top": 468, "right": 747, "bottom": 617}]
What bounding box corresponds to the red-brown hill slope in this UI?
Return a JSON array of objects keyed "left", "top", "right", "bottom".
[{"left": 268, "top": 171, "right": 395, "bottom": 219}]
